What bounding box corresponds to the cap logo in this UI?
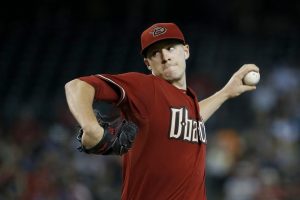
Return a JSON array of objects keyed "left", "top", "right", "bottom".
[{"left": 150, "top": 26, "right": 167, "bottom": 37}]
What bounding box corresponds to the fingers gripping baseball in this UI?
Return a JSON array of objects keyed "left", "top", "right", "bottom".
[
  {"left": 235, "top": 64, "right": 259, "bottom": 79},
  {"left": 222, "top": 64, "right": 260, "bottom": 98}
]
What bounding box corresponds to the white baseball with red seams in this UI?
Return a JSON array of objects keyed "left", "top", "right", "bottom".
[{"left": 243, "top": 71, "right": 260, "bottom": 86}]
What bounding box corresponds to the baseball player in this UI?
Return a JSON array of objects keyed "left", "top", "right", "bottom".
[{"left": 65, "top": 22, "right": 259, "bottom": 200}]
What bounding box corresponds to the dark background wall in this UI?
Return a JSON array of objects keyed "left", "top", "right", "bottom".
[{"left": 0, "top": 0, "right": 299, "bottom": 199}]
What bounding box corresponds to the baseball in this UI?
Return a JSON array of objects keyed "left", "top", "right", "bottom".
[{"left": 243, "top": 71, "right": 260, "bottom": 86}]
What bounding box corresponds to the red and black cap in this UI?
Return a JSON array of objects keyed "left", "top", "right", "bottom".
[{"left": 140, "top": 22, "right": 185, "bottom": 56}]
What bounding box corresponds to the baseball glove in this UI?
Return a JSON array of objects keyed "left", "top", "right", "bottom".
[{"left": 76, "top": 109, "right": 138, "bottom": 155}]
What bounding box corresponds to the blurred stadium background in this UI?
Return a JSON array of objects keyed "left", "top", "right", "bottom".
[{"left": 0, "top": 0, "right": 299, "bottom": 199}]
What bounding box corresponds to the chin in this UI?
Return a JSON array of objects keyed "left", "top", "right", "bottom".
[{"left": 164, "top": 74, "right": 181, "bottom": 82}]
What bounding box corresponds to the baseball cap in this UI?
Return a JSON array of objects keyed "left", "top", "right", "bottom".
[{"left": 140, "top": 22, "right": 185, "bottom": 56}]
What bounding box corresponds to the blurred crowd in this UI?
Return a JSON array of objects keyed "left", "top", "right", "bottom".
[
  {"left": 0, "top": 96, "right": 123, "bottom": 199},
  {"left": 205, "top": 65, "right": 300, "bottom": 200}
]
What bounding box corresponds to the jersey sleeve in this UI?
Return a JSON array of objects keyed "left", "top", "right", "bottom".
[
  {"left": 80, "top": 72, "right": 155, "bottom": 119},
  {"left": 79, "top": 76, "right": 119, "bottom": 103},
  {"left": 98, "top": 72, "right": 155, "bottom": 118}
]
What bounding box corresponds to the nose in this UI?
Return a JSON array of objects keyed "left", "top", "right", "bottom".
[{"left": 161, "top": 49, "right": 171, "bottom": 63}]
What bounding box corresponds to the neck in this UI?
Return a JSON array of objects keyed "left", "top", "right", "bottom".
[
  {"left": 170, "top": 77, "right": 187, "bottom": 90},
  {"left": 153, "top": 72, "right": 187, "bottom": 90}
]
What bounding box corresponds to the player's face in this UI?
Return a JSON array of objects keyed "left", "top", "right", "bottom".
[{"left": 144, "top": 40, "right": 190, "bottom": 85}]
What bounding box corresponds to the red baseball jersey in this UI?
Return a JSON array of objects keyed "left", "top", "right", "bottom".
[{"left": 79, "top": 72, "right": 207, "bottom": 200}]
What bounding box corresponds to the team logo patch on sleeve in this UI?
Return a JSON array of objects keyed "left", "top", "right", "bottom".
[
  {"left": 169, "top": 107, "right": 207, "bottom": 144},
  {"left": 150, "top": 26, "right": 167, "bottom": 37}
]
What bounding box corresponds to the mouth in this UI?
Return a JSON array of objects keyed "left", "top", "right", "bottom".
[
  {"left": 163, "top": 65, "right": 177, "bottom": 77},
  {"left": 163, "top": 64, "right": 176, "bottom": 70}
]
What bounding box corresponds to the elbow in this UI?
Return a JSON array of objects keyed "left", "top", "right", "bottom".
[
  {"left": 65, "top": 79, "right": 79, "bottom": 94},
  {"left": 65, "top": 79, "right": 89, "bottom": 98},
  {"left": 65, "top": 79, "right": 95, "bottom": 96},
  {"left": 65, "top": 80, "right": 73, "bottom": 95},
  {"left": 201, "top": 118, "right": 207, "bottom": 123},
  {"left": 200, "top": 112, "right": 208, "bottom": 123}
]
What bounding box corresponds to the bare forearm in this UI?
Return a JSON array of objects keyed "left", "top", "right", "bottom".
[
  {"left": 199, "top": 64, "right": 259, "bottom": 122},
  {"left": 65, "top": 79, "right": 104, "bottom": 148},
  {"left": 198, "top": 90, "right": 229, "bottom": 122}
]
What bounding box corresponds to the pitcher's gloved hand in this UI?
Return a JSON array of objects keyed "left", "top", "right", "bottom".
[{"left": 77, "top": 110, "right": 138, "bottom": 155}]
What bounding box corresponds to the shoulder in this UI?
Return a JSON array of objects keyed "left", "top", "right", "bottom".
[
  {"left": 98, "top": 72, "right": 155, "bottom": 85},
  {"left": 113, "top": 72, "right": 153, "bottom": 79}
]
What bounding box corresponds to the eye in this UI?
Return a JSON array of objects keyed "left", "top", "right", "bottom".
[
  {"left": 151, "top": 50, "right": 160, "bottom": 57},
  {"left": 167, "top": 45, "right": 176, "bottom": 51}
]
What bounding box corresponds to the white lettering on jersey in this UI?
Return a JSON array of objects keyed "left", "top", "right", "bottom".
[{"left": 169, "top": 107, "right": 207, "bottom": 144}]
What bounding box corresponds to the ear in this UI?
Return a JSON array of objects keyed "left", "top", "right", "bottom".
[
  {"left": 144, "top": 59, "right": 151, "bottom": 70},
  {"left": 183, "top": 45, "right": 190, "bottom": 59}
]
